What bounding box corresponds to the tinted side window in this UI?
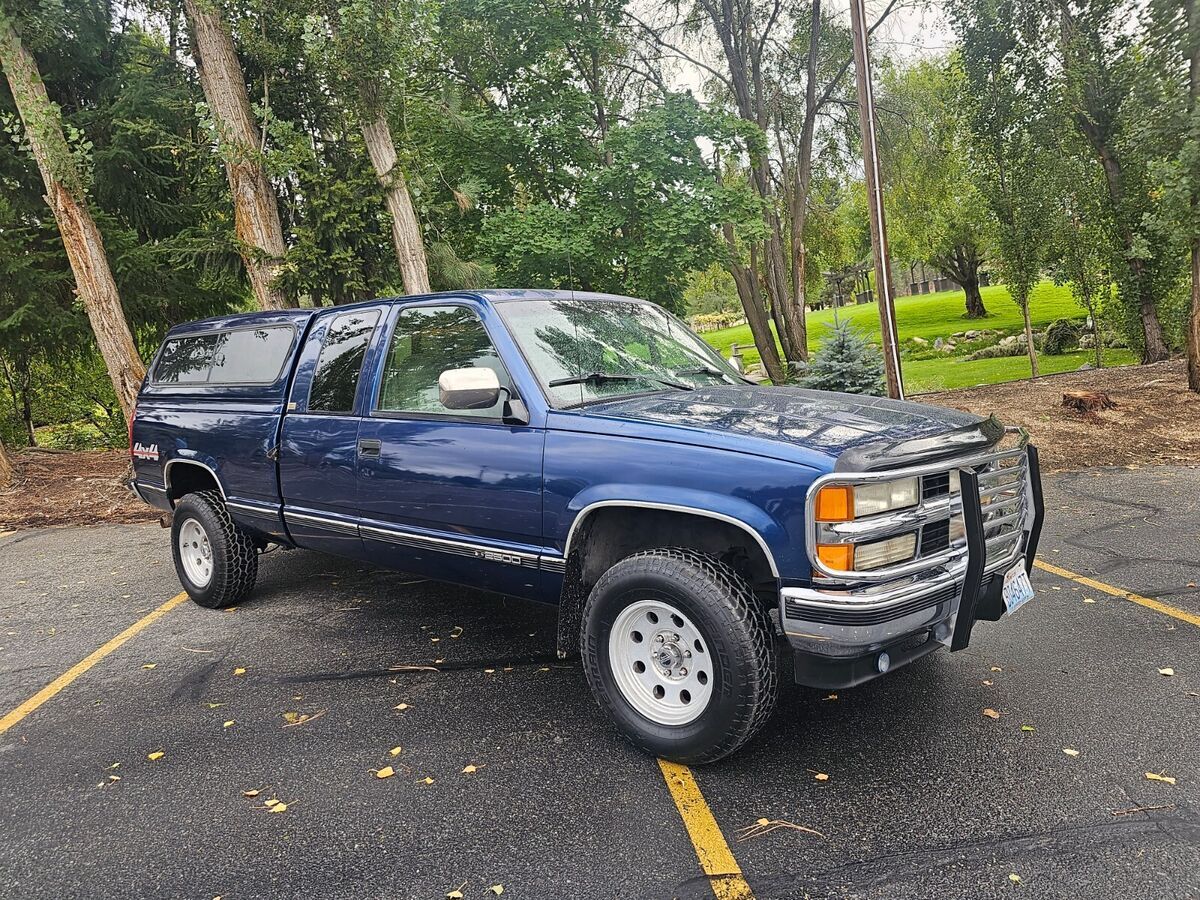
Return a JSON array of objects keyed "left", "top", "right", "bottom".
[
  {"left": 308, "top": 310, "right": 380, "bottom": 413},
  {"left": 378, "top": 306, "right": 509, "bottom": 417},
  {"left": 208, "top": 327, "right": 293, "bottom": 384},
  {"left": 154, "top": 334, "right": 219, "bottom": 383}
]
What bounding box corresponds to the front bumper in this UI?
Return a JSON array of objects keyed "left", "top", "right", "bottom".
[{"left": 780, "top": 441, "right": 1045, "bottom": 689}]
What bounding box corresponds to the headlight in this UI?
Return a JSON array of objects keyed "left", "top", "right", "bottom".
[
  {"left": 815, "top": 533, "right": 918, "bottom": 572},
  {"left": 814, "top": 476, "right": 919, "bottom": 521}
]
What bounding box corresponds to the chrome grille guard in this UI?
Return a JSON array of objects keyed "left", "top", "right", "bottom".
[{"left": 803, "top": 427, "right": 1044, "bottom": 585}]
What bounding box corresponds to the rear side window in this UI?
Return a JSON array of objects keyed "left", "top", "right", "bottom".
[
  {"left": 155, "top": 334, "right": 220, "bottom": 383},
  {"left": 154, "top": 326, "right": 293, "bottom": 385},
  {"left": 308, "top": 310, "right": 380, "bottom": 413},
  {"left": 208, "top": 328, "right": 293, "bottom": 383}
]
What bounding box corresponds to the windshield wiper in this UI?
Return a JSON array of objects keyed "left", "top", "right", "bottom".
[{"left": 548, "top": 371, "right": 694, "bottom": 391}]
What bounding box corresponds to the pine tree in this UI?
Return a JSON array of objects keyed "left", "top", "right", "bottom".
[{"left": 801, "top": 319, "right": 886, "bottom": 395}]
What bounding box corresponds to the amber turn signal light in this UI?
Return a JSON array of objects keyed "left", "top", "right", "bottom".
[
  {"left": 814, "top": 485, "right": 853, "bottom": 522},
  {"left": 815, "top": 543, "right": 854, "bottom": 572}
]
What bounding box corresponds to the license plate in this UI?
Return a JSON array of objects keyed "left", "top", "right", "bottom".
[{"left": 1002, "top": 561, "right": 1036, "bottom": 614}]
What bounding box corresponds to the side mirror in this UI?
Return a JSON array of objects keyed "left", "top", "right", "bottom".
[{"left": 438, "top": 367, "right": 501, "bottom": 410}]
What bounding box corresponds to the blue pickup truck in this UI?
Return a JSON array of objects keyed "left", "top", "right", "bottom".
[{"left": 130, "top": 289, "right": 1043, "bottom": 763}]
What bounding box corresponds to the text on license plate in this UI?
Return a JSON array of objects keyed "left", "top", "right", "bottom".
[{"left": 1002, "top": 561, "right": 1036, "bottom": 614}]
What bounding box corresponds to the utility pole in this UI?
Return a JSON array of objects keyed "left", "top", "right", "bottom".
[{"left": 849, "top": 0, "right": 904, "bottom": 399}]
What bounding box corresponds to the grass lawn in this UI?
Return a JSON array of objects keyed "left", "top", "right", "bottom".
[
  {"left": 699, "top": 280, "right": 1129, "bottom": 392},
  {"left": 903, "top": 349, "right": 1137, "bottom": 392}
]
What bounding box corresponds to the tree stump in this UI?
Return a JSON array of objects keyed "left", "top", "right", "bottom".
[{"left": 1062, "top": 390, "right": 1115, "bottom": 413}]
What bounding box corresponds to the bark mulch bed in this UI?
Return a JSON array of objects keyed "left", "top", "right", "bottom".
[
  {"left": 1, "top": 359, "right": 1195, "bottom": 529},
  {"left": 0, "top": 449, "right": 159, "bottom": 531},
  {"left": 921, "top": 358, "right": 1200, "bottom": 473}
]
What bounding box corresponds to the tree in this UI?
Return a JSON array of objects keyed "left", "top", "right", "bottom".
[
  {"left": 0, "top": 2, "right": 145, "bottom": 419},
  {"left": 882, "top": 59, "right": 994, "bottom": 319},
  {"left": 952, "top": 2, "right": 1053, "bottom": 378},
  {"left": 0, "top": 433, "right": 11, "bottom": 486},
  {"left": 184, "top": 0, "right": 291, "bottom": 310},
  {"left": 801, "top": 318, "right": 884, "bottom": 395},
  {"left": 309, "top": 1, "right": 431, "bottom": 294}
]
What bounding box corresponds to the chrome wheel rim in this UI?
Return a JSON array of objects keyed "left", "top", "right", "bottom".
[
  {"left": 178, "top": 518, "right": 213, "bottom": 588},
  {"left": 608, "top": 599, "right": 713, "bottom": 726}
]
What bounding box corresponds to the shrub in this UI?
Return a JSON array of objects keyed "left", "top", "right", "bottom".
[
  {"left": 1042, "top": 318, "right": 1082, "bottom": 355},
  {"left": 801, "top": 319, "right": 885, "bottom": 395}
]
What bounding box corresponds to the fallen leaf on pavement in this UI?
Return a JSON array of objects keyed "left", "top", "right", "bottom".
[
  {"left": 451, "top": 626, "right": 463, "bottom": 639},
  {"left": 1158, "top": 667, "right": 1175, "bottom": 676},
  {"left": 1009, "top": 873, "right": 1021, "bottom": 884},
  {"left": 147, "top": 751, "right": 164, "bottom": 761},
  {"left": 1145, "top": 772, "right": 1177, "bottom": 785},
  {"left": 462, "top": 764, "right": 480, "bottom": 774},
  {"left": 813, "top": 772, "right": 829, "bottom": 782},
  {"left": 1062, "top": 748, "right": 1080, "bottom": 757},
  {"left": 206, "top": 702, "right": 225, "bottom": 709},
  {"left": 1020, "top": 725, "right": 1035, "bottom": 732},
  {"left": 983, "top": 708, "right": 1001, "bottom": 720},
  {"left": 394, "top": 703, "right": 410, "bottom": 711},
  {"left": 142, "top": 664, "right": 156, "bottom": 670},
  {"left": 223, "top": 720, "right": 235, "bottom": 728},
  {"left": 389, "top": 746, "right": 403, "bottom": 757},
  {"left": 233, "top": 667, "right": 246, "bottom": 676},
  {"left": 822, "top": 693, "right": 838, "bottom": 701},
  {"left": 281, "top": 710, "right": 326, "bottom": 728},
  {"left": 446, "top": 883, "right": 466, "bottom": 899},
  {"left": 991, "top": 666, "right": 1003, "bottom": 672},
  {"left": 269, "top": 801, "right": 287, "bottom": 813},
  {"left": 488, "top": 886, "right": 504, "bottom": 896},
  {"left": 242, "top": 789, "right": 261, "bottom": 798},
  {"left": 1083, "top": 598, "right": 1096, "bottom": 604},
  {"left": 375, "top": 766, "right": 395, "bottom": 779},
  {"left": 983, "top": 680, "right": 993, "bottom": 686},
  {"left": 421, "top": 776, "right": 434, "bottom": 785}
]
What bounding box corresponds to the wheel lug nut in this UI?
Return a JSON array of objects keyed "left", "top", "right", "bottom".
[
  {"left": 679, "top": 667, "right": 687, "bottom": 676},
  {"left": 655, "top": 635, "right": 665, "bottom": 643}
]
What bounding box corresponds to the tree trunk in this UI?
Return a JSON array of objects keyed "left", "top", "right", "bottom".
[
  {"left": 184, "top": 0, "right": 290, "bottom": 311},
  {"left": 964, "top": 278, "right": 987, "bottom": 318},
  {"left": 0, "top": 435, "right": 11, "bottom": 488},
  {"left": 360, "top": 113, "right": 431, "bottom": 295},
  {"left": 1190, "top": 241, "right": 1200, "bottom": 390},
  {"left": 723, "top": 225, "right": 785, "bottom": 384},
  {"left": 0, "top": 7, "right": 145, "bottom": 420},
  {"left": 1021, "top": 298, "right": 1039, "bottom": 379}
]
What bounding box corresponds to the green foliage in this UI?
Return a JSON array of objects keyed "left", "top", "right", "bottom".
[
  {"left": 683, "top": 265, "right": 740, "bottom": 316},
  {"left": 800, "top": 319, "right": 884, "bottom": 396},
  {"left": 480, "top": 95, "right": 761, "bottom": 312}
]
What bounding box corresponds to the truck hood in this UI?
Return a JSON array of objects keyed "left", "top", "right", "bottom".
[{"left": 569, "top": 385, "right": 993, "bottom": 470}]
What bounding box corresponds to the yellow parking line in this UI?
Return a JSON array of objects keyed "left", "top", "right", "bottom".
[
  {"left": 1034, "top": 560, "right": 1200, "bottom": 628},
  {"left": 0, "top": 591, "right": 189, "bottom": 735},
  {"left": 657, "top": 759, "right": 754, "bottom": 899}
]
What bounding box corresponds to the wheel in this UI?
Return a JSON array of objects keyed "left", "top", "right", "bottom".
[
  {"left": 171, "top": 490, "right": 258, "bottom": 609},
  {"left": 581, "top": 548, "right": 778, "bottom": 764}
]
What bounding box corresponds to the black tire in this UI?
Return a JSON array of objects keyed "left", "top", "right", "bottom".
[
  {"left": 581, "top": 548, "right": 778, "bottom": 764},
  {"left": 171, "top": 490, "right": 258, "bottom": 609}
]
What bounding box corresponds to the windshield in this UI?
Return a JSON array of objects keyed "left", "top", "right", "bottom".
[{"left": 496, "top": 299, "right": 745, "bottom": 408}]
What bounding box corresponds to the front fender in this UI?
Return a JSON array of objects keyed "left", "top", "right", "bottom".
[{"left": 558, "top": 484, "right": 788, "bottom": 579}]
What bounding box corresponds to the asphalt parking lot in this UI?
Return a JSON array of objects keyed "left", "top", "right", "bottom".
[{"left": 1, "top": 466, "right": 1197, "bottom": 900}]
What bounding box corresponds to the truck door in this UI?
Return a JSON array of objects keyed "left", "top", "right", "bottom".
[
  {"left": 278, "top": 304, "right": 385, "bottom": 558},
  {"left": 354, "top": 300, "right": 548, "bottom": 599}
]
